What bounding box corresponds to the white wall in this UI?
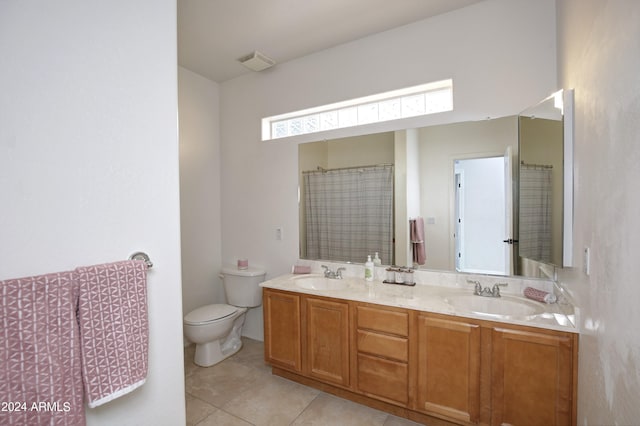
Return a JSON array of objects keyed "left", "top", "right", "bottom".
[
  {"left": 178, "top": 67, "right": 224, "bottom": 317},
  {"left": 556, "top": 0, "right": 640, "bottom": 423},
  {"left": 0, "top": 2, "right": 186, "bottom": 425},
  {"left": 219, "top": 0, "right": 557, "bottom": 338}
]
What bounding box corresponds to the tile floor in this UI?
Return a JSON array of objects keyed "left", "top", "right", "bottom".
[{"left": 184, "top": 338, "right": 424, "bottom": 426}]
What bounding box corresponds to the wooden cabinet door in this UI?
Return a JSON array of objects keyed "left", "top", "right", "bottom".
[
  {"left": 491, "top": 327, "right": 575, "bottom": 426},
  {"left": 417, "top": 314, "right": 481, "bottom": 424},
  {"left": 263, "top": 289, "right": 301, "bottom": 372},
  {"left": 304, "top": 297, "right": 350, "bottom": 387}
]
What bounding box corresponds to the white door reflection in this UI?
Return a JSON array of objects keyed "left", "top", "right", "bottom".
[{"left": 454, "top": 155, "right": 511, "bottom": 275}]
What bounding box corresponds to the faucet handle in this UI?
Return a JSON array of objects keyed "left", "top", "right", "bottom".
[
  {"left": 336, "top": 267, "right": 346, "bottom": 279},
  {"left": 492, "top": 282, "right": 508, "bottom": 297},
  {"left": 467, "top": 279, "right": 482, "bottom": 295},
  {"left": 321, "top": 265, "right": 330, "bottom": 277}
]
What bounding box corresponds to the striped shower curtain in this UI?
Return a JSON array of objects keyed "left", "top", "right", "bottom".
[
  {"left": 519, "top": 165, "right": 552, "bottom": 263},
  {"left": 304, "top": 165, "right": 393, "bottom": 264}
]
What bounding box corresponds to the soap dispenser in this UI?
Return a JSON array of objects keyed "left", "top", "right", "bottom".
[{"left": 365, "top": 255, "right": 374, "bottom": 282}]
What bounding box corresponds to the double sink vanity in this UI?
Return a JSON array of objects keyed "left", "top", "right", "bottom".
[{"left": 261, "top": 265, "right": 578, "bottom": 426}]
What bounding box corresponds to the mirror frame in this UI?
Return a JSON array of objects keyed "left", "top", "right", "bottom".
[{"left": 562, "top": 89, "right": 574, "bottom": 267}]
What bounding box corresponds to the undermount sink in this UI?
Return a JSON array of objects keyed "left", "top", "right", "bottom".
[
  {"left": 444, "top": 294, "right": 545, "bottom": 319},
  {"left": 292, "top": 275, "right": 349, "bottom": 291}
]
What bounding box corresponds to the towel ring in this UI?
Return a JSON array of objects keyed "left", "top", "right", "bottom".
[{"left": 129, "top": 252, "right": 153, "bottom": 269}]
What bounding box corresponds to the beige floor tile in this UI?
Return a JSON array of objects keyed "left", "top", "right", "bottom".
[
  {"left": 229, "top": 338, "right": 271, "bottom": 373},
  {"left": 185, "top": 394, "right": 217, "bottom": 426},
  {"left": 223, "top": 373, "right": 320, "bottom": 426},
  {"left": 185, "top": 355, "right": 264, "bottom": 408},
  {"left": 184, "top": 344, "right": 203, "bottom": 378},
  {"left": 292, "top": 393, "right": 388, "bottom": 426},
  {"left": 196, "top": 409, "right": 253, "bottom": 426}
]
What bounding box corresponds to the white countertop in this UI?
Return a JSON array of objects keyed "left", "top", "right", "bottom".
[{"left": 260, "top": 273, "right": 578, "bottom": 333}]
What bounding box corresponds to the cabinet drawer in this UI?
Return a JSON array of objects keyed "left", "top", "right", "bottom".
[
  {"left": 357, "top": 330, "right": 408, "bottom": 362},
  {"left": 356, "top": 305, "right": 408, "bottom": 337},
  {"left": 357, "top": 353, "right": 408, "bottom": 405}
]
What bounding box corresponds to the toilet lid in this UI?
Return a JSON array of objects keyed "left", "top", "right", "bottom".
[{"left": 184, "top": 304, "right": 238, "bottom": 326}]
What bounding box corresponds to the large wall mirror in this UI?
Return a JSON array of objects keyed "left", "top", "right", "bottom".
[{"left": 298, "top": 89, "right": 574, "bottom": 279}]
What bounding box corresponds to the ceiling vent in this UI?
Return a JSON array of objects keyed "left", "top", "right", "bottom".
[{"left": 238, "top": 51, "right": 276, "bottom": 72}]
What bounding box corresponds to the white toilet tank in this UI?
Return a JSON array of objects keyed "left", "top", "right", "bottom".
[{"left": 221, "top": 265, "right": 266, "bottom": 307}]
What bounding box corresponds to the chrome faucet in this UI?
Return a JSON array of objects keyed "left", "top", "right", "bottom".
[
  {"left": 467, "top": 280, "right": 508, "bottom": 298},
  {"left": 321, "top": 265, "right": 345, "bottom": 279}
]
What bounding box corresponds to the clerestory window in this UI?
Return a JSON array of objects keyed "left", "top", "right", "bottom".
[{"left": 261, "top": 79, "right": 453, "bottom": 141}]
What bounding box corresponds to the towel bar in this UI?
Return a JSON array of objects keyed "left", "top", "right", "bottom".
[{"left": 129, "top": 252, "right": 153, "bottom": 269}]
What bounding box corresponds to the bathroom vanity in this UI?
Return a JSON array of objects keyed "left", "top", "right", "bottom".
[{"left": 261, "top": 273, "right": 577, "bottom": 426}]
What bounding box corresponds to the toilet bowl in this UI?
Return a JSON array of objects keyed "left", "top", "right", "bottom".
[
  {"left": 184, "top": 304, "right": 248, "bottom": 366},
  {"left": 184, "top": 265, "right": 265, "bottom": 367}
]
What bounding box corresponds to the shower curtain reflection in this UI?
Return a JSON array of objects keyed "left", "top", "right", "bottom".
[{"left": 304, "top": 165, "right": 393, "bottom": 264}]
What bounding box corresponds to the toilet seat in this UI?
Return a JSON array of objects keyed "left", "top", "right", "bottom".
[{"left": 184, "top": 304, "right": 238, "bottom": 326}]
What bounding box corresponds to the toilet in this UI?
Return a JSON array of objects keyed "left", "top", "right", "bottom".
[{"left": 184, "top": 265, "right": 266, "bottom": 367}]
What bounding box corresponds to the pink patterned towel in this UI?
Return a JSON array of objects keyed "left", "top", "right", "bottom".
[
  {"left": 0, "top": 271, "right": 85, "bottom": 426},
  {"left": 524, "top": 286, "right": 557, "bottom": 304},
  {"left": 410, "top": 217, "right": 426, "bottom": 265},
  {"left": 75, "top": 260, "right": 149, "bottom": 408}
]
